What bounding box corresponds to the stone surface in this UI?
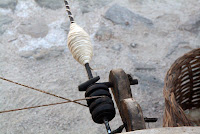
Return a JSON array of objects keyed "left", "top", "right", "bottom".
[
  {"left": 17, "top": 18, "right": 49, "bottom": 38},
  {"left": 60, "top": 22, "right": 70, "bottom": 32},
  {"left": 0, "top": 14, "right": 13, "bottom": 35},
  {"left": 0, "top": 0, "right": 17, "bottom": 10},
  {"left": 134, "top": 63, "right": 156, "bottom": 71},
  {"left": 111, "top": 43, "right": 122, "bottom": 51},
  {"left": 154, "top": 14, "right": 180, "bottom": 32},
  {"left": 95, "top": 25, "right": 113, "bottom": 41},
  {"left": 179, "top": 14, "right": 200, "bottom": 34},
  {"left": 104, "top": 4, "right": 153, "bottom": 26},
  {"left": 77, "top": 0, "right": 113, "bottom": 13},
  {"left": 130, "top": 43, "right": 138, "bottom": 48},
  {"left": 134, "top": 72, "right": 164, "bottom": 90},
  {"left": 0, "top": 0, "right": 200, "bottom": 134},
  {"left": 35, "top": 0, "right": 63, "bottom": 10},
  {"left": 19, "top": 46, "right": 65, "bottom": 60},
  {"left": 166, "top": 42, "right": 194, "bottom": 58}
]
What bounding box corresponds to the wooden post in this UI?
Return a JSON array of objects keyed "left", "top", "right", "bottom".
[{"left": 109, "top": 69, "right": 146, "bottom": 132}]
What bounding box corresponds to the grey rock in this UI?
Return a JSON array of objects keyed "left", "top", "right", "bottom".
[
  {"left": 0, "top": 27, "right": 5, "bottom": 35},
  {"left": 166, "top": 42, "right": 192, "bottom": 58},
  {"left": 19, "top": 46, "right": 65, "bottom": 60},
  {"left": 0, "top": 14, "right": 13, "bottom": 35},
  {"left": 104, "top": 4, "right": 153, "bottom": 26},
  {"left": 17, "top": 18, "right": 49, "bottom": 38},
  {"left": 134, "top": 63, "right": 156, "bottom": 71},
  {"left": 179, "top": 14, "right": 200, "bottom": 34},
  {"left": 60, "top": 22, "right": 70, "bottom": 32},
  {"left": 0, "top": 0, "right": 17, "bottom": 10},
  {"left": 130, "top": 43, "right": 138, "bottom": 48},
  {"left": 166, "top": 44, "right": 179, "bottom": 58},
  {"left": 128, "top": 0, "right": 144, "bottom": 4},
  {"left": 134, "top": 72, "right": 164, "bottom": 90},
  {"left": 35, "top": 0, "right": 63, "bottom": 10},
  {"left": 77, "top": 0, "right": 113, "bottom": 13},
  {"left": 95, "top": 25, "right": 113, "bottom": 41},
  {"left": 34, "top": 46, "right": 65, "bottom": 60},
  {"left": 19, "top": 51, "right": 35, "bottom": 59},
  {"left": 155, "top": 14, "right": 180, "bottom": 32},
  {"left": 111, "top": 43, "right": 122, "bottom": 51},
  {"left": 0, "top": 15, "right": 13, "bottom": 27}
]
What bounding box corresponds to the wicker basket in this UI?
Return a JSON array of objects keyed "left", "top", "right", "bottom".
[{"left": 163, "top": 48, "right": 200, "bottom": 127}]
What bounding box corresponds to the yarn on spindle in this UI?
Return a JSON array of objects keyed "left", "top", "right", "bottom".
[{"left": 67, "top": 23, "right": 93, "bottom": 65}]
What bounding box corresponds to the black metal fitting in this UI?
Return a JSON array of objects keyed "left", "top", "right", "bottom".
[
  {"left": 78, "top": 76, "right": 116, "bottom": 124},
  {"left": 144, "top": 117, "right": 158, "bottom": 123},
  {"left": 78, "top": 76, "right": 100, "bottom": 91},
  {"left": 78, "top": 77, "right": 113, "bottom": 91},
  {"left": 127, "top": 74, "right": 138, "bottom": 85},
  {"left": 85, "top": 84, "right": 116, "bottom": 124},
  {"left": 111, "top": 124, "right": 124, "bottom": 134}
]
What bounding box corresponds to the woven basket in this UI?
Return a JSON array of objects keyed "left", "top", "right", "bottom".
[{"left": 163, "top": 48, "right": 200, "bottom": 127}]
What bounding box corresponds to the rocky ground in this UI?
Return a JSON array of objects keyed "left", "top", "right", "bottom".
[{"left": 0, "top": 0, "right": 199, "bottom": 134}]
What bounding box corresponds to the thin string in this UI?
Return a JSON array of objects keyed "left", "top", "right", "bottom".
[
  {"left": 64, "top": 0, "right": 93, "bottom": 66},
  {"left": 0, "top": 77, "right": 87, "bottom": 107},
  {"left": 0, "top": 96, "right": 106, "bottom": 114},
  {"left": 64, "top": 0, "right": 75, "bottom": 23}
]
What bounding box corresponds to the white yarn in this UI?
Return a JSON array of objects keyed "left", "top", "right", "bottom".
[{"left": 67, "top": 23, "right": 93, "bottom": 65}]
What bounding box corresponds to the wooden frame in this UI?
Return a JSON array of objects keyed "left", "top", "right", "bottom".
[{"left": 109, "top": 69, "right": 146, "bottom": 132}]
